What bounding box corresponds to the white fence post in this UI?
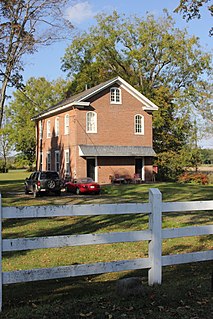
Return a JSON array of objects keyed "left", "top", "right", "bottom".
[
  {"left": 0, "top": 194, "right": 2, "bottom": 311},
  {"left": 148, "top": 188, "right": 162, "bottom": 285}
]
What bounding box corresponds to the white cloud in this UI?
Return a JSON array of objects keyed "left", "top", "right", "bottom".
[{"left": 66, "top": 1, "right": 95, "bottom": 24}]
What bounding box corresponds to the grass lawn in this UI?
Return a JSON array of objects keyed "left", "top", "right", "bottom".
[{"left": 0, "top": 170, "right": 212, "bottom": 318}]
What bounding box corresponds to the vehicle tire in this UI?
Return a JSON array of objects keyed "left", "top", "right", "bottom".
[
  {"left": 24, "top": 186, "right": 29, "bottom": 195},
  {"left": 33, "top": 188, "right": 38, "bottom": 198},
  {"left": 47, "top": 180, "right": 56, "bottom": 189},
  {"left": 76, "top": 188, "right": 81, "bottom": 195}
]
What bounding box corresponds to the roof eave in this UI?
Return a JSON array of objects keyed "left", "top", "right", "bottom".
[{"left": 32, "top": 101, "right": 90, "bottom": 121}]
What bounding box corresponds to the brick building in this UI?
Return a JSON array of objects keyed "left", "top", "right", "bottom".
[{"left": 32, "top": 77, "right": 158, "bottom": 184}]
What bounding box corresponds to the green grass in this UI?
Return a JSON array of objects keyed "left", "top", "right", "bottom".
[{"left": 0, "top": 171, "right": 212, "bottom": 318}]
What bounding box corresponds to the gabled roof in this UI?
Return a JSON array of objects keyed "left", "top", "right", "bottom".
[{"left": 32, "top": 76, "right": 158, "bottom": 120}]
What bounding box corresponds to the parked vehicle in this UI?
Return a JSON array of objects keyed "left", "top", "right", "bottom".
[
  {"left": 65, "top": 177, "right": 101, "bottom": 195},
  {"left": 24, "top": 171, "right": 63, "bottom": 197}
]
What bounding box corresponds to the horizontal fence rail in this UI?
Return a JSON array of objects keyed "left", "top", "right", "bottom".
[{"left": 0, "top": 189, "right": 213, "bottom": 312}]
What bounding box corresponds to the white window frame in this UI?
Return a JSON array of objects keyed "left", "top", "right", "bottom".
[
  {"left": 86, "top": 111, "right": 97, "bottom": 133},
  {"left": 46, "top": 151, "right": 51, "bottom": 171},
  {"left": 55, "top": 150, "right": 60, "bottom": 173},
  {"left": 134, "top": 114, "right": 144, "bottom": 135},
  {"left": 47, "top": 120, "right": 51, "bottom": 138},
  {"left": 64, "top": 149, "right": 70, "bottom": 175},
  {"left": 110, "top": 87, "right": 121, "bottom": 104},
  {"left": 39, "top": 121, "right": 43, "bottom": 140},
  {"left": 55, "top": 117, "right": 59, "bottom": 137},
  {"left": 64, "top": 114, "right": 69, "bottom": 135}
]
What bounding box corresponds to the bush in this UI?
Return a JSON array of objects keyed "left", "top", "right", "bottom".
[
  {"left": 178, "top": 172, "right": 208, "bottom": 185},
  {"left": 0, "top": 159, "right": 8, "bottom": 173},
  {"left": 154, "top": 151, "right": 185, "bottom": 182}
]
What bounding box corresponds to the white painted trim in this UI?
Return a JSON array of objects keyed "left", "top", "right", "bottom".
[
  {"left": 33, "top": 102, "right": 90, "bottom": 120},
  {"left": 3, "top": 230, "right": 152, "bottom": 252},
  {"left": 95, "top": 156, "right": 98, "bottom": 182},
  {"left": 3, "top": 258, "right": 152, "bottom": 285}
]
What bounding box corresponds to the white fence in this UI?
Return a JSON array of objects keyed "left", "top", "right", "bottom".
[{"left": 0, "top": 188, "right": 213, "bottom": 311}]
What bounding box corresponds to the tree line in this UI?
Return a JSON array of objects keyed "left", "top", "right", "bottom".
[{"left": 0, "top": 1, "right": 212, "bottom": 180}]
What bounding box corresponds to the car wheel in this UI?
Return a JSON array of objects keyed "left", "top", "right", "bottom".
[
  {"left": 76, "top": 188, "right": 81, "bottom": 195},
  {"left": 65, "top": 186, "right": 70, "bottom": 193},
  {"left": 24, "top": 186, "right": 29, "bottom": 194},
  {"left": 47, "top": 180, "right": 56, "bottom": 189},
  {"left": 33, "top": 188, "right": 38, "bottom": 198}
]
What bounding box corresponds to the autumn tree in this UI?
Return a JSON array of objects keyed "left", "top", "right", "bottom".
[
  {"left": 0, "top": 0, "right": 74, "bottom": 129},
  {"left": 7, "top": 77, "right": 70, "bottom": 167},
  {"left": 174, "top": 0, "right": 213, "bottom": 35},
  {"left": 61, "top": 11, "right": 212, "bottom": 150}
]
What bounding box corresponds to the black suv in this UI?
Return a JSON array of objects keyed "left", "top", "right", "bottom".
[{"left": 25, "top": 171, "right": 63, "bottom": 197}]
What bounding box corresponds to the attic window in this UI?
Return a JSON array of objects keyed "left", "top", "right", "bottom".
[{"left": 110, "top": 87, "right": 121, "bottom": 104}]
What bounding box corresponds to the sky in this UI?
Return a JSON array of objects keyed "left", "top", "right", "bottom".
[{"left": 21, "top": 0, "right": 213, "bottom": 148}]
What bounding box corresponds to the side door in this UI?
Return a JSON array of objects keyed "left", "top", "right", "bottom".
[{"left": 87, "top": 158, "right": 95, "bottom": 181}]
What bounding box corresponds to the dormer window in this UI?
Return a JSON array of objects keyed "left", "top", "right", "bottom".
[{"left": 110, "top": 87, "right": 121, "bottom": 104}]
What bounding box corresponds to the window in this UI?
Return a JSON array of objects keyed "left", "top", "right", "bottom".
[
  {"left": 39, "top": 152, "right": 43, "bottom": 171},
  {"left": 55, "top": 117, "right": 59, "bottom": 136},
  {"left": 46, "top": 152, "right": 51, "bottom": 170},
  {"left": 55, "top": 151, "right": 60, "bottom": 172},
  {"left": 110, "top": 87, "right": 121, "bottom": 104},
  {"left": 86, "top": 111, "right": 97, "bottom": 133},
  {"left": 134, "top": 114, "right": 144, "bottom": 135},
  {"left": 47, "top": 120, "right": 51, "bottom": 138},
  {"left": 39, "top": 121, "right": 43, "bottom": 140},
  {"left": 64, "top": 150, "right": 70, "bottom": 175},
  {"left": 64, "top": 114, "right": 69, "bottom": 135}
]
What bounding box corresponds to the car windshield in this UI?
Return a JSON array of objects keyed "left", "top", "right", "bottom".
[
  {"left": 77, "top": 178, "right": 94, "bottom": 183},
  {"left": 40, "top": 172, "right": 59, "bottom": 180}
]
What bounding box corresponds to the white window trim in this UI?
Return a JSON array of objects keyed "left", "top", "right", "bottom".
[
  {"left": 55, "top": 117, "right": 59, "bottom": 137},
  {"left": 110, "top": 87, "right": 122, "bottom": 104},
  {"left": 64, "top": 149, "right": 70, "bottom": 175},
  {"left": 86, "top": 111, "right": 97, "bottom": 133},
  {"left": 47, "top": 120, "right": 51, "bottom": 138},
  {"left": 134, "top": 114, "right": 144, "bottom": 135},
  {"left": 46, "top": 151, "right": 51, "bottom": 171},
  {"left": 55, "top": 150, "right": 60, "bottom": 173},
  {"left": 39, "top": 121, "right": 43, "bottom": 140},
  {"left": 64, "top": 114, "right": 69, "bottom": 135}
]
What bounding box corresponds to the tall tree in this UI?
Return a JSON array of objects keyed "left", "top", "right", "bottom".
[
  {"left": 0, "top": 0, "right": 74, "bottom": 129},
  {"left": 61, "top": 11, "right": 212, "bottom": 148},
  {"left": 7, "top": 77, "right": 70, "bottom": 167},
  {"left": 174, "top": 0, "right": 213, "bottom": 35}
]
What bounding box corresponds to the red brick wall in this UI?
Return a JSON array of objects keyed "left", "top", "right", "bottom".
[{"left": 36, "top": 84, "right": 154, "bottom": 182}]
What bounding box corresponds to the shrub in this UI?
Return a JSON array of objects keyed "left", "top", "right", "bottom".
[
  {"left": 154, "top": 151, "right": 185, "bottom": 182},
  {"left": 178, "top": 172, "right": 208, "bottom": 185}
]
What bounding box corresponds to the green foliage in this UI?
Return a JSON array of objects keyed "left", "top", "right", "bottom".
[
  {"left": 201, "top": 148, "right": 213, "bottom": 164},
  {"left": 175, "top": 0, "right": 213, "bottom": 35},
  {"left": 154, "top": 151, "right": 185, "bottom": 181},
  {"left": 7, "top": 77, "right": 70, "bottom": 167},
  {"left": 61, "top": 10, "right": 212, "bottom": 154}
]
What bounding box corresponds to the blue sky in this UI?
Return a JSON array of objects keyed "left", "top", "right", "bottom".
[
  {"left": 21, "top": 0, "right": 212, "bottom": 148},
  {"left": 22, "top": 0, "right": 212, "bottom": 82}
]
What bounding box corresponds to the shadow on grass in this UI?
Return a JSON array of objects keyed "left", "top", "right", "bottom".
[{"left": 1, "top": 261, "right": 212, "bottom": 319}]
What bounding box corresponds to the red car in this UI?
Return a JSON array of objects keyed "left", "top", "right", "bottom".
[{"left": 65, "top": 177, "right": 101, "bottom": 195}]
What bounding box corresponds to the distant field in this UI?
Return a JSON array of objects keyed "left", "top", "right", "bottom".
[{"left": 0, "top": 169, "right": 212, "bottom": 318}]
